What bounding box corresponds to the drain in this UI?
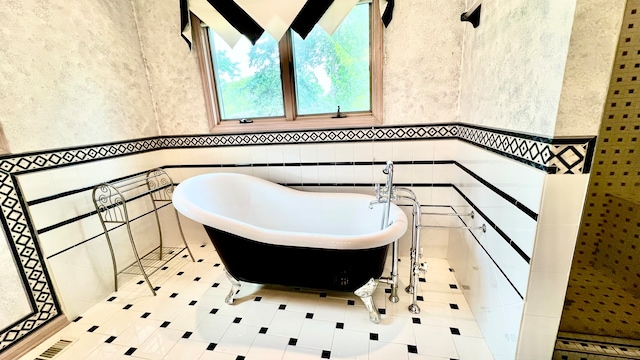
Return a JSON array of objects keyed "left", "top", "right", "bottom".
[{"left": 34, "top": 338, "right": 75, "bottom": 360}]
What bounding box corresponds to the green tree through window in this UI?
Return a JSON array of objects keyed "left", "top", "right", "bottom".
[
  {"left": 293, "top": 4, "right": 370, "bottom": 115},
  {"left": 207, "top": 3, "right": 371, "bottom": 121}
]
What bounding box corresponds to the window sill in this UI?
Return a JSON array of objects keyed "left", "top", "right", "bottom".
[{"left": 209, "top": 115, "right": 381, "bottom": 135}]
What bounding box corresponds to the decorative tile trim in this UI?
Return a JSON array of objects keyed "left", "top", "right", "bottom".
[
  {"left": 555, "top": 334, "right": 640, "bottom": 359},
  {"left": 1, "top": 138, "right": 162, "bottom": 175},
  {"left": 0, "top": 122, "right": 594, "bottom": 353},
  {"left": 158, "top": 123, "right": 596, "bottom": 175},
  {"left": 0, "top": 174, "right": 62, "bottom": 352},
  {"left": 2, "top": 124, "right": 595, "bottom": 176},
  {"left": 0, "top": 139, "right": 164, "bottom": 352}
]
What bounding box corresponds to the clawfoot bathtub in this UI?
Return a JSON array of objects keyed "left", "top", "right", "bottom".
[{"left": 172, "top": 173, "right": 407, "bottom": 323}]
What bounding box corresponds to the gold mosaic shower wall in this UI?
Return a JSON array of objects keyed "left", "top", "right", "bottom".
[{"left": 560, "top": 0, "right": 640, "bottom": 339}]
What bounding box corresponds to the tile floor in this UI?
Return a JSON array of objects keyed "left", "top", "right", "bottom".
[{"left": 22, "top": 244, "right": 494, "bottom": 360}]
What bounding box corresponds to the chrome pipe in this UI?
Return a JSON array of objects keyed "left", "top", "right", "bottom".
[
  {"left": 382, "top": 161, "right": 394, "bottom": 230},
  {"left": 388, "top": 238, "right": 399, "bottom": 303},
  {"left": 373, "top": 161, "right": 400, "bottom": 303},
  {"left": 419, "top": 224, "right": 487, "bottom": 232},
  {"left": 396, "top": 194, "right": 423, "bottom": 313},
  {"left": 421, "top": 211, "right": 475, "bottom": 219}
]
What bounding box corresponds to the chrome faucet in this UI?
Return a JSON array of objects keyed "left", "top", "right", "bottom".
[
  {"left": 372, "top": 161, "right": 395, "bottom": 228},
  {"left": 372, "top": 161, "right": 400, "bottom": 303},
  {"left": 382, "top": 161, "right": 394, "bottom": 228}
]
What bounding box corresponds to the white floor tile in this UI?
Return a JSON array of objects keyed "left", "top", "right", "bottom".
[
  {"left": 370, "top": 341, "right": 410, "bottom": 360},
  {"left": 408, "top": 354, "right": 450, "bottom": 360},
  {"left": 132, "top": 328, "right": 183, "bottom": 360},
  {"left": 282, "top": 345, "right": 323, "bottom": 360},
  {"left": 112, "top": 318, "right": 163, "bottom": 347},
  {"left": 267, "top": 310, "right": 306, "bottom": 338},
  {"left": 314, "top": 298, "right": 348, "bottom": 322},
  {"left": 167, "top": 306, "right": 211, "bottom": 331},
  {"left": 454, "top": 318, "right": 484, "bottom": 337},
  {"left": 198, "top": 350, "right": 238, "bottom": 360},
  {"left": 245, "top": 334, "right": 290, "bottom": 360},
  {"left": 413, "top": 325, "right": 459, "bottom": 359},
  {"left": 241, "top": 301, "right": 280, "bottom": 327},
  {"left": 75, "top": 301, "right": 124, "bottom": 327},
  {"left": 189, "top": 314, "right": 235, "bottom": 343},
  {"left": 415, "top": 301, "right": 455, "bottom": 327},
  {"left": 331, "top": 329, "right": 370, "bottom": 359},
  {"left": 296, "top": 318, "right": 336, "bottom": 350},
  {"left": 214, "top": 323, "right": 260, "bottom": 356},
  {"left": 85, "top": 343, "right": 131, "bottom": 359},
  {"left": 94, "top": 309, "right": 145, "bottom": 336},
  {"left": 35, "top": 256, "right": 494, "bottom": 360},
  {"left": 343, "top": 305, "right": 379, "bottom": 333},
  {"left": 377, "top": 315, "right": 417, "bottom": 345},
  {"left": 453, "top": 335, "right": 494, "bottom": 360},
  {"left": 164, "top": 338, "right": 209, "bottom": 360},
  {"left": 57, "top": 333, "right": 110, "bottom": 360},
  {"left": 284, "top": 292, "right": 319, "bottom": 313}
]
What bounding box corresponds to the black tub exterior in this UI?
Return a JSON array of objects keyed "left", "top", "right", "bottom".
[{"left": 204, "top": 226, "right": 389, "bottom": 292}]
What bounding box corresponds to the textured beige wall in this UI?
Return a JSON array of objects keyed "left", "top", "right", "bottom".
[
  {"left": 135, "top": 0, "right": 465, "bottom": 134},
  {"left": 0, "top": 0, "right": 158, "bottom": 154},
  {"left": 554, "top": 0, "right": 626, "bottom": 137},
  {"left": 383, "top": 0, "right": 465, "bottom": 125},
  {"left": 132, "top": 0, "right": 209, "bottom": 135},
  {"left": 459, "top": 0, "right": 577, "bottom": 137}
]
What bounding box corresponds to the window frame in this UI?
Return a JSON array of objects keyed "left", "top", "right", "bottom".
[{"left": 192, "top": 0, "right": 383, "bottom": 133}]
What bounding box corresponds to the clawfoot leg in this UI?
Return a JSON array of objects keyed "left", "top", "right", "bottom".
[
  {"left": 354, "top": 278, "right": 381, "bottom": 324},
  {"left": 224, "top": 268, "right": 241, "bottom": 305}
]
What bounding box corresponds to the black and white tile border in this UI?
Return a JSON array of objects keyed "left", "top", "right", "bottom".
[
  {"left": 0, "top": 122, "right": 594, "bottom": 353},
  {"left": 555, "top": 336, "right": 640, "bottom": 358},
  {"left": 157, "top": 123, "right": 595, "bottom": 174},
  {"left": 0, "top": 173, "right": 61, "bottom": 351}
]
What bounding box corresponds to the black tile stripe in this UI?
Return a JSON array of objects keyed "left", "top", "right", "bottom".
[
  {"left": 25, "top": 169, "right": 155, "bottom": 206},
  {"left": 452, "top": 186, "right": 531, "bottom": 264},
  {"left": 37, "top": 186, "right": 172, "bottom": 234},
  {"left": 45, "top": 182, "right": 533, "bottom": 271},
  {"left": 582, "top": 137, "right": 597, "bottom": 173},
  {"left": 454, "top": 162, "right": 538, "bottom": 221},
  {"left": 166, "top": 160, "right": 536, "bottom": 218},
  {"left": 454, "top": 206, "right": 524, "bottom": 299},
  {"left": 44, "top": 202, "right": 172, "bottom": 258},
  {"left": 35, "top": 157, "right": 534, "bottom": 243},
  {"left": 27, "top": 160, "right": 464, "bottom": 207}
]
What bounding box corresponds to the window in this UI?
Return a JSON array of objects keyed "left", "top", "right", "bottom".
[{"left": 193, "top": 1, "right": 383, "bottom": 131}]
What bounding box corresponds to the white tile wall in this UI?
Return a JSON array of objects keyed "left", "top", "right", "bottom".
[
  {"left": 455, "top": 141, "right": 546, "bottom": 214},
  {"left": 316, "top": 143, "right": 337, "bottom": 163},
  {"left": 517, "top": 173, "right": 589, "bottom": 360},
  {"left": 18, "top": 135, "right": 582, "bottom": 360},
  {"left": 16, "top": 169, "right": 56, "bottom": 202},
  {"left": 447, "top": 219, "right": 523, "bottom": 360},
  {"left": 372, "top": 141, "right": 393, "bottom": 162},
  {"left": 453, "top": 166, "right": 538, "bottom": 257},
  {"left": 516, "top": 315, "right": 561, "bottom": 360},
  {"left": 432, "top": 140, "right": 457, "bottom": 161}
]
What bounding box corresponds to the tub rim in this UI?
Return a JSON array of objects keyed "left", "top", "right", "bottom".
[{"left": 172, "top": 173, "right": 408, "bottom": 250}]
